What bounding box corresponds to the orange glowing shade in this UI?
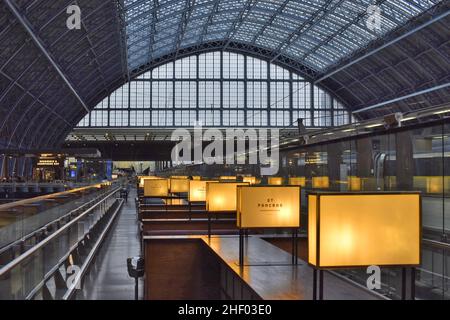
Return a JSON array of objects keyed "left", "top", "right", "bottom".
[
  {"left": 206, "top": 182, "right": 248, "bottom": 212},
  {"left": 242, "top": 176, "right": 257, "bottom": 185},
  {"left": 268, "top": 177, "right": 284, "bottom": 185},
  {"left": 170, "top": 176, "right": 189, "bottom": 179},
  {"left": 413, "top": 176, "right": 450, "bottom": 194},
  {"left": 312, "top": 176, "right": 329, "bottom": 189},
  {"left": 144, "top": 179, "right": 169, "bottom": 197},
  {"left": 219, "top": 176, "right": 237, "bottom": 181},
  {"left": 169, "top": 178, "right": 190, "bottom": 193},
  {"left": 139, "top": 176, "right": 160, "bottom": 187},
  {"left": 308, "top": 193, "right": 421, "bottom": 268},
  {"left": 289, "top": 177, "right": 306, "bottom": 187},
  {"left": 347, "top": 176, "right": 361, "bottom": 191},
  {"left": 189, "top": 180, "right": 218, "bottom": 202},
  {"left": 237, "top": 186, "right": 300, "bottom": 228}
]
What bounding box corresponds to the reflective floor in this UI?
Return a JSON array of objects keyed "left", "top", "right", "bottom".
[{"left": 77, "top": 188, "right": 143, "bottom": 300}]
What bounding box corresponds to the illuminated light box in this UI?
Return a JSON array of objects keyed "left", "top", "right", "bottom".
[
  {"left": 192, "top": 176, "right": 202, "bottom": 181},
  {"left": 164, "top": 198, "right": 185, "bottom": 205},
  {"left": 268, "top": 177, "right": 284, "bottom": 185},
  {"left": 347, "top": 176, "right": 361, "bottom": 191},
  {"left": 312, "top": 177, "right": 329, "bottom": 189},
  {"left": 219, "top": 176, "right": 237, "bottom": 181},
  {"left": 170, "top": 178, "right": 190, "bottom": 193},
  {"left": 289, "top": 177, "right": 306, "bottom": 187},
  {"left": 170, "top": 176, "right": 189, "bottom": 179},
  {"left": 206, "top": 182, "right": 248, "bottom": 212},
  {"left": 237, "top": 186, "right": 300, "bottom": 229},
  {"left": 413, "top": 176, "right": 450, "bottom": 194},
  {"left": 139, "top": 176, "right": 159, "bottom": 188},
  {"left": 426, "top": 177, "right": 444, "bottom": 194},
  {"left": 308, "top": 192, "right": 421, "bottom": 268},
  {"left": 242, "top": 176, "right": 257, "bottom": 185},
  {"left": 144, "top": 179, "right": 169, "bottom": 197},
  {"left": 188, "top": 180, "right": 216, "bottom": 202}
]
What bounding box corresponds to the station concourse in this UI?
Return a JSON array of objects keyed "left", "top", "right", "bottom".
[{"left": 0, "top": 0, "right": 449, "bottom": 303}]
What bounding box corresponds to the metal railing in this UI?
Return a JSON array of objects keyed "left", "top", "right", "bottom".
[
  {"left": 0, "top": 185, "right": 115, "bottom": 257},
  {"left": 0, "top": 186, "right": 122, "bottom": 300}
]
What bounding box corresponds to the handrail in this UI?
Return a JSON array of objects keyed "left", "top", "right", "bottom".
[
  {"left": 23, "top": 198, "right": 125, "bottom": 300},
  {"left": 0, "top": 182, "right": 111, "bottom": 211},
  {"left": 0, "top": 185, "right": 114, "bottom": 255},
  {"left": 63, "top": 199, "right": 124, "bottom": 300},
  {"left": 0, "top": 186, "right": 120, "bottom": 277},
  {"left": 422, "top": 238, "right": 450, "bottom": 250}
]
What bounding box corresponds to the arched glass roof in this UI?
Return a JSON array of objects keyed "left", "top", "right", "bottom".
[
  {"left": 0, "top": 0, "right": 447, "bottom": 150},
  {"left": 124, "top": 0, "right": 441, "bottom": 74}
]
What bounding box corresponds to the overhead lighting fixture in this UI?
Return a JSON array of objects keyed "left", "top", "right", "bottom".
[
  {"left": 434, "top": 109, "right": 450, "bottom": 115},
  {"left": 401, "top": 116, "right": 416, "bottom": 122},
  {"left": 365, "top": 123, "right": 383, "bottom": 129},
  {"left": 342, "top": 128, "right": 356, "bottom": 133}
]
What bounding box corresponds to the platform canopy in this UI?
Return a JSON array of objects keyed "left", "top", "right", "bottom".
[{"left": 0, "top": 0, "right": 448, "bottom": 150}]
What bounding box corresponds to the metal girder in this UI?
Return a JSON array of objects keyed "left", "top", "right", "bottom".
[
  {"left": 250, "top": 0, "right": 290, "bottom": 45},
  {"left": 315, "top": 5, "right": 450, "bottom": 83},
  {"left": 174, "top": 0, "right": 196, "bottom": 61},
  {"left": 128, "top": 40, "right": 318, "bottom": 80},
  {"left": 223, "top": 0, "right": 258, "bottom": 50},
  {"left": 0, "top": 69, "right": 72, "bottom": 127},
  {"left": 148, "top": 0, "right": 159, "bottom": 61},
  {"left": 301, "top": 0, "right": 389, "bottom": 63},
  {"left": 3, "top": 0, "right": 89, "bottom": 113},
  {"left": 354, "top": 82, "right": 450, "bottom": 114},
  {"left": 199, "top": 0, "right": 221, "bottom": 44},
  {"left": 270, "top": 0, "right": 340, "bottom": 63}
]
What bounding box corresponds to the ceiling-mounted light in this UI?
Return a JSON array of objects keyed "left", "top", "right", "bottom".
[
  {"left": 434, "top": 109, "right": 450, "bottom": 115},
  {"left": 365, "top": 123, "right": 383, "bottom": 129}
]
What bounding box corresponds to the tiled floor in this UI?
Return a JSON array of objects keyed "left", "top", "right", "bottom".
[{"left": 77, "top": 188, "right": 144, "bottom": 300}]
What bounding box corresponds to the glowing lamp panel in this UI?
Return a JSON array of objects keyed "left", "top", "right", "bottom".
[
  {"left": 348, "top": 176, "right": 361, "bottom": 191},
  {"left": 243, "top": 177, "right": 257, "bottom": 185},
  {"left": 289, "top": 177, "right": 306, "bottom": 187},
  {"left": 219, "top": 176, "right": 237, "bottom": 182},
  {"left": 139, "top": 176, "right": 159, "bottom": 187},
  {"left": 206, "top": 182, "right": 248, "bottom": 212},
  {"left": 170, "top": 179, "right": 190, "bottom": 193},
  {"left": 237, "top": 186, "right": 300, "bottom": 229},
  {"left": 308, "top": 194, "right": 420, "bottom": 268},
  {"left": 144, "top": 179, "right": 169, "bottom": 197},
  {"left": 189, "top": 180, "right": 208, "bottom": 202},
  {"left": 268, "top": 177, "right": 284, "bottom": 185},
  {"left": 312, "top": 177, "right": 329, "bottom": 189}
]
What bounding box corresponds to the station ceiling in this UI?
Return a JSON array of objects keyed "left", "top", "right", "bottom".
[{"left": 0, "top": 0, "right": 449, "bottom": 150}]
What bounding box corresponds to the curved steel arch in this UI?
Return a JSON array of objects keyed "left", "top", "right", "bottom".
[
  {"left": 82, "top": 42, "right": 350, "bottom": 128},
  {"left": 123, "top": 0, "right": 442, "bottom": 73},
  {"left": 0, "top": 0, "right": 448, "bottom": 152}
]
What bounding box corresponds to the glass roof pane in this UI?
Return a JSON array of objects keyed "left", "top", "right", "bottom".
[{"left": 123, "top": 0, "right": 441, "bottom": 72}]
